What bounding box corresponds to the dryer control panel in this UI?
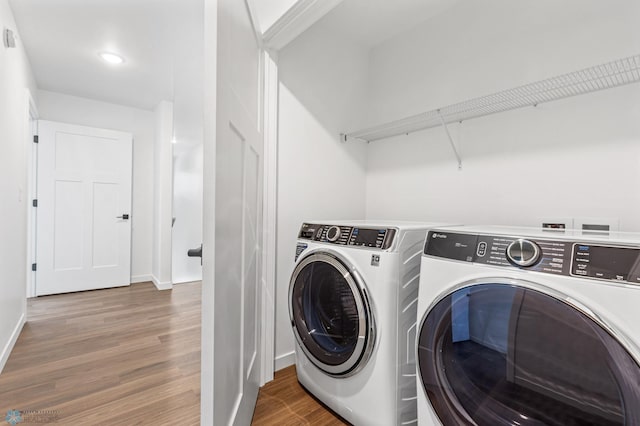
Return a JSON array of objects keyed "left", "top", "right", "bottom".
[
  {"left": 572, "top": 244, "right": 640, "bottom": 284},
  {"left": 299, "top": 223, "right": 396, "bottom": 250},
  {"left": 424, "top": 230, "right": 640, "bottom": 285}
]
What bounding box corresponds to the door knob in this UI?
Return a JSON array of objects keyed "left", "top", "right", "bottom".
[
  {"left": 188, "top": 244, "right": 203, "bottom": 265},
  {"left": 117, "top": 214, "right": 130, "bottom": 220},
  {"left": 188, "top": 245, "right": 202, "bottom": 257}
]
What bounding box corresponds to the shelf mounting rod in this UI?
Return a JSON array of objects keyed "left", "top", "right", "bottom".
[{"left": 437, "top": 112, "right": 462, "bottom": 170}]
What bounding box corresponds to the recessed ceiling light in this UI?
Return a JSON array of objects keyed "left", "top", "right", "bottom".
[
  {"left": 172, "top": 138, "right": 177, "bottom": 144},
  {"left": 99, "top": 52, "right": 125, "bottom": 64}
]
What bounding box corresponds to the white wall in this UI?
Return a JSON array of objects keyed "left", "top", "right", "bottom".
[
  {"left": 365, "top": 0, "right": 640, "bottom": 231},
  {"left": 275, "top": 21, "right": 369, "bottom": 368},
  {"left": 36, "top": 90, "right": 156, "bottom": 281},
  {"left": 152, "top": 100, "right": 174, "bottom": 289},
  {"left": 0, "top": 0, "right": 38, "bottom": 372},
  {"left": 170, "top": 0, "right": 203, "bottom": 285},
  {"left": 172, "top": 143, "right": 203, "bottom": 284},
  {"left": 366, "top": 0, "right": 640, "bottom": 125},
  {"left": 366, "top": 89, "right": 640, "bottom": 229}
]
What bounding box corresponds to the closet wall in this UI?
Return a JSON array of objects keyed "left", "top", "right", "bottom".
[
  {"left": 275, "top": 20, "right": 369, "bottom": 367},
  {"left": 364, "top": 0, "right": 640, "bottom": 230}
]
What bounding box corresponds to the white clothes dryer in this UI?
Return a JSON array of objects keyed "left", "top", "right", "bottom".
[
  {"left": 289, "top": 221, "right": 453, "bottom": 426},
  {"left": 416, "top": 226, "right": 640, "bottom": 426}
]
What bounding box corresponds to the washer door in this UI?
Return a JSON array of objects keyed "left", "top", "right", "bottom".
[
  {"left": 289, "top": 252, "right": 374, "bottom": 376},
  {"left": 417, "top": 281, "right": 640, "bottom": 426}
]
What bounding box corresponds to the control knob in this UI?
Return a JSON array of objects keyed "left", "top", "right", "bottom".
[
  {"left": 506, "top": 239, "right": 541, "bottom": 267},
  {"left": 326, "top": 226, "right": 341, "bottom": 242}
]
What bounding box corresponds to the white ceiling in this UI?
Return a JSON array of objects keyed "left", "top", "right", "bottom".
[
  {"left": 9, "top": 0, "right": 203, "bottom": 113},
  {"left": 8, "top": 0, "right": 454, "bottom": 119},
  {"left": 317, "top": 0, "right": 459, "bottom": 48}
]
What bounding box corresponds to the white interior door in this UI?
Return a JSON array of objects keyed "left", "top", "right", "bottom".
[
  {"left": 36, "top": 120, "right": 133, "bottom": 296},
  {"left": 201, "top": 0, "right": 264, "bottom": 424}
]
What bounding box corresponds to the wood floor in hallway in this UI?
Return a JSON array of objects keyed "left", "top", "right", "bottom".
[
  {"left": 0, "top": 281, "right": 346, "bottom": 425},
  {"left": 0, "top": 282, "right": 201, "bottom": 425}
]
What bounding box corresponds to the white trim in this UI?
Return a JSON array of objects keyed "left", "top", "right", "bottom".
[
  {"left": 0, "top": 313, "right": 25, "bottom": 374},
  {"left": 259, "top": 51, "right": 279, "bottom": 387},
  {"left": 262, "top": 0, "right": 343, "bottom": 51},
  {"left": 275, "top": 350, "right": 295, "bottom": 371},
  {"left": 172, "top": 279, "right": 201, "bottom": 285},
  {"left": 151, "top": 275, "right": 173, "bottom": 290},
  {"left": 130, "top": 274, "right": 153, "bottom": 284},
  {"left": 25, "top": 89, "right": 39, "bottom": 299}
]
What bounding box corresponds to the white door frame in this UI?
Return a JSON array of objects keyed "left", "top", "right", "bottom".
[
  {"left": 245, "top": 0, "right": 279, "bottom": 389},
  {"left": 255, "top": 0, "right": 345, "bottom": 385},
  {"left": 25, "top": 89, "right": 39, "bottom": 299},
  {"left": 260, "top": 50, "right": 278, "bottom": 385},
  {"left": 239, "top": 0, "right": 344, "bottom": 388}
]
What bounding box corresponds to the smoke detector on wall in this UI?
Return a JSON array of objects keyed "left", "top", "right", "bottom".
[{"left": 3, "top": 28, "right": 16, "bottom": 48}]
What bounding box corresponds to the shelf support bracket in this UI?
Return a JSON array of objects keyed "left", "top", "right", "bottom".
[
  {"left": 437, "top": 113, "right": 462, "bottom": 170},
  {"left": 340, "top": 133, "right": 369, "bottom": 143}
]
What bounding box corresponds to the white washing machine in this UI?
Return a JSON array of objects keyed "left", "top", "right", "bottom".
[
  {"left": 289, "top": 221, "right": 453, "bottom": 426},
  {"left": 415, "top": 225, "right": 640, "bottom": 426}
]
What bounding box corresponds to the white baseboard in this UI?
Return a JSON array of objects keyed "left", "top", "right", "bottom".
[
  {"left": 275, "top": 350, "right": 295, "bottom": 371},
  {"left": 130, "top": 274, "right": 153, "bottom": 284},
  {"left": 0, "top": 313, "right": 25, "bottom": 374},
  {"left": 172, "top": 276, "right": 202, "bottom": 285},
  {"left": 151, "top": 275, "right": 173, "bottom": 291}
]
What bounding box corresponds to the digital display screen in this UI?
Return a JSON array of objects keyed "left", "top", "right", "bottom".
[
  {"left": 353, "top": 229, "right": 383, "bottom": 247},
  {"left": 573, "top": 244, "right": 640, "bottom": 282}
]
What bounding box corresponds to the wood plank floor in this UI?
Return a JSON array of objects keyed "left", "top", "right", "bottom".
[
  {"left": 0, "top": 282, "right": 201, "bottom": 425},
  {"left": 0, "top": 281, "right": 345, "bottom": 425},
  {"left": 252, "top": 366, "right": 348, "bottom": 425}
]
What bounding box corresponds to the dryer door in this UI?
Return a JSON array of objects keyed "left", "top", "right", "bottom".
[
  {"left": 417, "top": 281, "right": 640, "bottom": 426},
  {"left": 289, "top": 252, "right": 374, "bottom": 376}
]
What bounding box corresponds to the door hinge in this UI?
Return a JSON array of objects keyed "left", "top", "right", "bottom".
[
  {"left": 31, "top": 263, "right": 37, "bottom": 272},
  {"left": 33, "top": 135, "right": 39, "bottom": 143},
  {"left": 32, "top": 199, "right": 38, "bottom": 207}
]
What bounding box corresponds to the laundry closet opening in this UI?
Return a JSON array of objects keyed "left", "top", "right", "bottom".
[{"left": 274, "top": 0, "right": 640, "bottom": 373}]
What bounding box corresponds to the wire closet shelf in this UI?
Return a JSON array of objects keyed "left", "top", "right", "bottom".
[{"left": 342, "top": 54, "right": 640, "bottom": 143}]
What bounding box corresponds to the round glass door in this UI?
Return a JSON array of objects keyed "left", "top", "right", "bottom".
[
  {"left": 417, "top": 282, "right": 640, "bottom": 426},
  {"left": 289, "top": 252, "right": 374, "bottom": 376}
]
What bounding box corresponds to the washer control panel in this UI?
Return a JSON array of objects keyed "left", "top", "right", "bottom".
[
  {"left": 298, "top": 223, "right": 396, "bottom": 250},
  {"left": 425, "top": 230, "right": 640, "bottom": 284}
]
